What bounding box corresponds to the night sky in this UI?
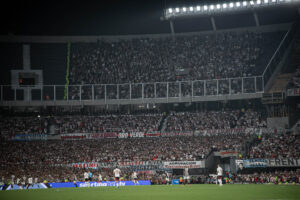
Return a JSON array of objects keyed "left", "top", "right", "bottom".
[{"left": 1, "top": 0, "right": 299, "bottom": 36}]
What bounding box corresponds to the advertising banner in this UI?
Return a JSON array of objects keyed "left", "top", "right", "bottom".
[
  {"left": 161, "top": 132, "right": 194, "bottom": 137},
  {"left": 129, "top": 132, "right": 144, "bottom": 138},
  {"left": 243, "top": 159, "right": 267, "bottom": 168},
  {"left": 237, "top": 158, "right": 300, "bottom": 168},
  {"left": 11, "top": 134, "right": 48, "bottom": 141},
  {"left": 266, "top": 158, "right": 300, "bottom": 167},
  {"left": 144, "top": 132, "right": 161, "bottom": 137},
  {"left": 199, "top": 128, "right": 246, "bottom": 136},
  {"left": 50, "top": 180, "right": 151, "bottom": 188},
  {"left": 72, "top": 162, "right": 99, "bottom": 169},
  {"left": 87, "top": 132, "right": 118, "bottom": 139},
  {"left": 163, "top": 161, "right": 204, "bottom": 169},
  {"left": 61, "top": 133, "right": 86, "bottom": 140},
  {"left": 3, "top": 183, "right": 48, "bottom": 190}
]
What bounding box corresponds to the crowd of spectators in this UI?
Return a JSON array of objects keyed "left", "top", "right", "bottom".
[
  {"left": 0, "top": 132, "right": 251, "bottom": 183},
  {"left": 0, "top": 109, "right": 266, "bottom": 136},
  {"left": 67, "top": 31, "right": 284, "bottom": 99},
  {"left": 249, "top": 133, "right": 300, "bottom": 159},
  {"left": 70, "top": 31, "right": 283, "bottom": 84},
  {"left": 166, "top": 109, "right": 266, "bottom": 132},
  {"left": 234, "top": 170, "right": 300, "bottom": 184},
  {"left": 0, "top": 116, "right": 49, "bottom": 137},
  {"left": 54, "top": 114, "right": 162, "bottom": 134}
]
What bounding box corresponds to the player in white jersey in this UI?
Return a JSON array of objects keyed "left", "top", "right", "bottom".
[
  {"left": 98, "top": 173, "right": 103, "bottom": 183},
  {"left": 16, "top": 177, "right": 21, "bottom": 189},
  {"left": 183, "top": 168, "right": 189, "bottom": 185},
  {"left": 84, "top": 172, "right": 89, "bottom": 182},
  {"left": 217, "top": 164, "right": 223, "bottom": 186},
  {"left": 132, "top": 171, "right": 139, "bottom": 185},
  {"left": 113, "top": 167, "right": 121, "bottom": 188},
  {"left": 10, "top": 175, "right": 15, "bottom": 189},
  {"left": 165, "top": 171, "right": 170, "bottom": 185},
  {"left": 34, "top": 177, "right": 39, "bottom": 188},
  {"left": 22, "top": 176, "right": 26, "bottom": 189}
]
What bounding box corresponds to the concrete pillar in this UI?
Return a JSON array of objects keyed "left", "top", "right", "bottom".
[
  {"left": 211, "top": 17, "right": 217, "bottom": 31},
  {"left": 253, "top": 12, "right": 260, "bottom": 27},
  {"left": 169, "top": 20, "right": 175, "bottom": 36},
  {"left": 23, "top": 44, "right": 31, "bottom": 70}
]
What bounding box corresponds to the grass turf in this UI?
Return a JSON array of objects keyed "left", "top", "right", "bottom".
[{"left": 1, "top": 184, "right": 300, "bottom": 200}]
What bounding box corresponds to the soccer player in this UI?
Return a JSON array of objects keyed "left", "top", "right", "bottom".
[
  {"left": 88, "top": 171, "right": 93, "bottom": 181},
  {"left": 16, "top": 177, "right": 21, "bottom": 189},
  {"left": 165, "top": 171, "right": 170, "bottom": 185},
  {"left": 217, "top": 164, "right": 223, "bottom": 186},
  {"left": 27, "top": 176, "right": 33, "bottom": 189},
  {"left": 98, "top": 173, "right": 103, "bottom": 183},
  {"left": 34, "top": 177, "right": 39, "bottom": 188},
  {"left": 84, "top": 171, "right": 89, "bottom": 182},
  {"left": 22, "top": 175, "right": 26, "bottom": 189},
  {"left": 132, "top": 171, "right": 139, "bottom": 185},
  {"left": 10, "top": 174, "right": 15, "bottom": 189},
  {"left": 183, "top": 168, "right": 189, "bottom": 185},
  {"left": 113, "top": 167, "right": 121, "bottom": 188}
]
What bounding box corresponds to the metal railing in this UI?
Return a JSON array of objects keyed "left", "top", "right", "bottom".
[{"left": 0, "top": 76, "right": 263, "bottom": 104}]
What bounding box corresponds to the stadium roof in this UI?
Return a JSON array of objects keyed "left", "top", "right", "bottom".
[{"left": 1, "top": 0, "right": 299, "bottom": 36}]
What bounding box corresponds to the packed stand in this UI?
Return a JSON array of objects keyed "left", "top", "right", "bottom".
[
  {"left": 69, "top": 31, "right": 283, "bottom": 99},
  {"left": 0, "top": 133, "right": 249, "bottom": 183},
  {"left": 70, "top": 32, "right": 283, "bottom": 84},
  {"left": 54, "top": 114, "right": 162, "bottom": 134},
  {"left": 249, "top": 133, "right": 300, "bottom": 159},
  {"left": 166, "top": 109, "right": 266, "bottom": 132}
]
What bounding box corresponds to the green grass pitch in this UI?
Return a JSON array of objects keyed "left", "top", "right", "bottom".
[{"left": 1, "top": 184, "right": 300, "bottom": 200}]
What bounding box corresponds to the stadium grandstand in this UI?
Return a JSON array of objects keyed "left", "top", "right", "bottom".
[{"left": 0, "top": 0, "right": 300, "bottom": 199}]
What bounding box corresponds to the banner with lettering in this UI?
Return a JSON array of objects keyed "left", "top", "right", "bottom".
[
  {"left": 163, "top": 161, "right": 205, "bottom": 169},
  {"left": 237, "top": 158, "right": 300, "bottom": 168},
  {"left": 72, "top": 162, "right": 99, "bottom": 169},
  {"left": 161, "top": 132, "right": 194, "bottom": 137}
]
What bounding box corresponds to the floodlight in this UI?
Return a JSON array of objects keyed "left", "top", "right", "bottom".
[
  {"left": 243, "top": 1, "right": 248, "bottom": 6},
  {"left": 257, "top": 0, "right": 262, "bottom": 4},
  {"left": 272, "top": 0, "right": 276, "bottom": 2},
  {"left": 204, "top": 5, "right": 208, "bottom": 10},
  {"left": 216, "top": 4, "right": 221, "bottom": 9},
  {"left": 196, "top": 6, "right": 201, "bottom": 11},
  {"left": 168, "top": 8, "right": 173, "bottom": 13},
  {"left": 264, "top": 0, "right": 269, "bottom": 3},
  {"left": 210, "top": 5, "right": 215, "bottom": 10},
  {"left": 175, "top": 8, "right": 180, "bottom": 12},
  {"left": 229, "top": 2, "right": 234, "bottom": 7},
  {"left": 189, "top": 7, "right": 194, "bottom": 11},
  {"left": 182, "top": 7, "right": 187, "bottom": 12},
  {"left": 236, "top": 2, "right": 241, "bottom": 7},
  {"left": 250, "top": 0, "right": 255, "bottom": 5},
  {"left": 223, "top": 3, "right": 228, "bottom": 8}
]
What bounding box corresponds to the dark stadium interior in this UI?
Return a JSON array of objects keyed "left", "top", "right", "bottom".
[{"left": 0, "top": 0, "right": 300, "bottom": 197}]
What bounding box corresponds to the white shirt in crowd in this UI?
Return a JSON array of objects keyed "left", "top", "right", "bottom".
[
  {"left": 28, "top": 177, "right": 33, "bottom": 184},
  {"left": 99, "top": 174, "right": 102, "bottom": 181},
  {"left": 113, "top": 168, "right": 121, "bottom": 178}
]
